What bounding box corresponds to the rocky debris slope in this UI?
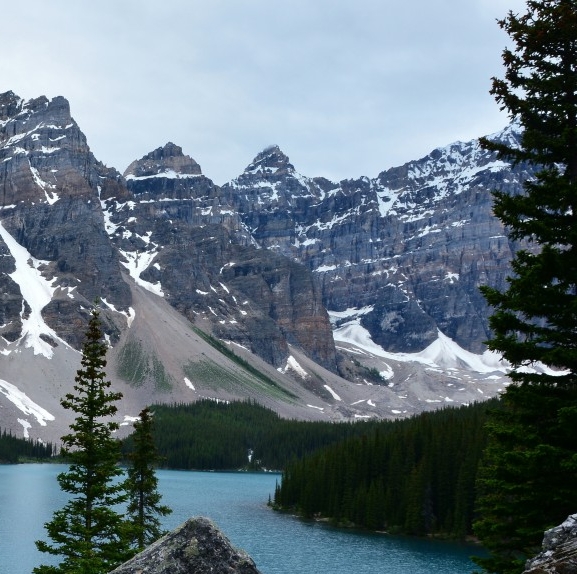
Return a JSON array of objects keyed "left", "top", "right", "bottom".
[
  {"left": 524, "top": 514, "right": 577, "bottom": 574},
  {"left": 109, "top": 517, "right": 262, "bottom": 574}
]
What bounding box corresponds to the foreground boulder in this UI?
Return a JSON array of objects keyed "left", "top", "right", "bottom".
[
  {"left": 524, "top": 514, "right": 577, "bottom": 574},
  {"left": 109, "top": 517, "right": 262, "bottom": 574}
]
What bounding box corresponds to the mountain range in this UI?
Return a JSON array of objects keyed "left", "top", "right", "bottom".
[{"left": 0, "top": 91, "right": 540, "bottom": 442}]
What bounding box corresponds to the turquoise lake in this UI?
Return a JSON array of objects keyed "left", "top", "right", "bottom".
[{"left": 0, "top": 464, "right": 480, "bottom": 574}]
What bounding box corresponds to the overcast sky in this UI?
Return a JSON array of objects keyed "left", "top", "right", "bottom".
[{"left": 3, "top": 0, "right": 527, "bottom": 185}]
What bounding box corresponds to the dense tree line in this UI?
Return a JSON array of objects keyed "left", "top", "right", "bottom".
[
  {"left": 124, "top": 400, "right": 381, "bottom": 470},
  {"left": 127, "top": 399, "right": 496, "bottom": 540},
  {"left": 0, "top": 428, "right": 56, "bottom": 463},
  {"left": 273, "top": 400, "right": 495, "bottom": 539}
]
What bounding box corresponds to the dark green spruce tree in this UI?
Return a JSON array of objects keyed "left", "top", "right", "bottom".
[
  {"left": 474, "top": 2, "right": 577, "bottom": 573},
  {"left": 126, "top": 407, "right": 172, "bottom": 551},
  {"left": 35, "top": 308, "right": 132, "bottom": 574}
]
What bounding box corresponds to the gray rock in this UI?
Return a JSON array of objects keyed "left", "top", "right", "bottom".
[
  {"left": 524, "top": 514, "right": 577, "bottom": 574},
  {"left": 0, "top": 89, "right": 548, "bottom": 441},
  {"left": 109, "top": 517, "right": 262, "bottom": 574}
]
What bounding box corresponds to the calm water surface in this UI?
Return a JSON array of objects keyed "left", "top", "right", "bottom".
[{"left": 0, "top": 464, "right": 479, "bottom": 574}]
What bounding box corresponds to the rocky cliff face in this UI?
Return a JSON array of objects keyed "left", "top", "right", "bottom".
[
  {"left": 0, "top": 92, "right": 335, "bottom": 370},
  {"left": 220, "top": 125, "right": 534, "bottom": 354},
  {"left": 109, "top": 517, "right": 262, "bottom": 574},
  {"left": 0, "top": 91, "right": 131, "bottom": 350},
  {"left": 3, "top": 91, "right": 529, "bottom": 364}
]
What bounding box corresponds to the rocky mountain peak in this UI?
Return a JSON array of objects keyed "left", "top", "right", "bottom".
[
  {"left": 487, "top": 120, "right": 523, "bottom": 150},
  {"left": 0, "top": 92, "right": 127, "bottom": 207},
  {"left": 244, "top": 144, "right": 295, "bottom": 176},
  {"left": 0, "top": 91, "right": 24, "bottom": 120},
  {"left": 123, "top": 142, "right": 202, "bottom": 180},
  {"left": 222, "top": 144, "right": 321, "bottom": 212},
  {"left": 0, "top": 92, "right": 75, "bottom": 139}
]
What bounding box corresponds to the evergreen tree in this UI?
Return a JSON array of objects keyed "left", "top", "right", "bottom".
[
  {"left": 35, "top": 308, "right": 132, "bottom": 574},
  {"left": 474, "top": 2, "right": 577, "bottom": 573},
  {"left": 125, "top": 407, "right": 171, "bottom": 551}
]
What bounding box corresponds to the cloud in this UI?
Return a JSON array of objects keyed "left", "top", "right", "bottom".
[{"left": 2, "top": 0, "right": 528, "bottom": 184}]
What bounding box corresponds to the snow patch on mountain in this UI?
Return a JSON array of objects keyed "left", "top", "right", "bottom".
[
  {"left": 415, "top": 331, "right": 505, "bottom": 373},
  {"left": 101, "top": 298, "right": 136, "bottom": 327},
  {"left": 333, "top": 317, "right": 506, "bottom": 374},
  {"left": 29, "top": 162, "right": 59, "bottom": 204},
  {"left": 18, "top": 418, "right": 32, "bottom": 438},
  {"left": 0, "top": 221, "right": 70, "bottom": 358},
  {"left": 0, "top": 378, "right": 55, "bottom": 426},
  {"left": 125, "top": 170, "right": 202, "bottom": 181},
  {"left": 374, "top": 187, "right": 400, "bottom": 216},
  {"left": 278, "top": 355, "right": 308, "bottom": 379},
  {"left": 328, "top": 306, "right": 374, "bottom": 324},
  {"left": 323, "top": 384, "right": 342, "bottom": 401},
  {"left": 184, "top": 377, "right": 195, "bottom": 391},
  {"left": 118, "top": 248, "right": 165, "bottom": 297}
]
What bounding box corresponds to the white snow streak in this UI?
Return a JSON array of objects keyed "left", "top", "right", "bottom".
[
  {"left": 184, "top": 377, "right": 195, "bottom": 391},
  {"left": 307, "top": 404, "right": 324, "bottom": 411},
  {"left": 0, "top": 221, "right": 70, "bottom": 357},
  {"left": 18, "top": 418, "right": 32, "bottom": 438},
  {"left": 119, "top": 249, "right": 165, "bottom": 297},
  {"left": 125, "top": 170, "right": 201, "bottom": 181},
  {"left": 323, "top": 385, "right": 342, "bottom": 401},
  {"left": 29, "top": 163, "right": 59, "bottom": 205},
  {"left": 328, "top": 306, "right": 374, "bottom": 323},
  {"left": 101, "top": 298, "right": 136, "bottom": 327},
  {"left": 0, "top": 379, "right": 54, "bottom": 426},
  {"left": 277, "top": 355, "right": 308, "bottom": 379}
]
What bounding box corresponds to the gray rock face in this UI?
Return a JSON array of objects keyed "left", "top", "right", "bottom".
[
  {"left": 124, "top": 142, "right": 202, "bottom": 179},
  {"left": 1, "top": 91, "right": 533, "bottom": 367},
  {"left": 221, "top": 124, "right": 535, "bottom": 354},
  {"left": 0, "top": 91, "right": 336, "bottom": 370},
  {"left": 524, "top": 514, "right": 577, "bottom": 574},
  {"left": 109, "top": 517, "right": 262, "bottom": 574},
  {"left": 0, "top": 90, "right": 131, "bottom": 348}
]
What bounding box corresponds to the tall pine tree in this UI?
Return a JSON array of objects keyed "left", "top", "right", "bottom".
[
  {"left": 474, "top": 2, "right": 577, "bottom": 573},
  {"left": 35, "top": 308, "right": 132, "bottom": 574},
  {"left": 125, "top": 407, "right": 171, "bottom": 551}
]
